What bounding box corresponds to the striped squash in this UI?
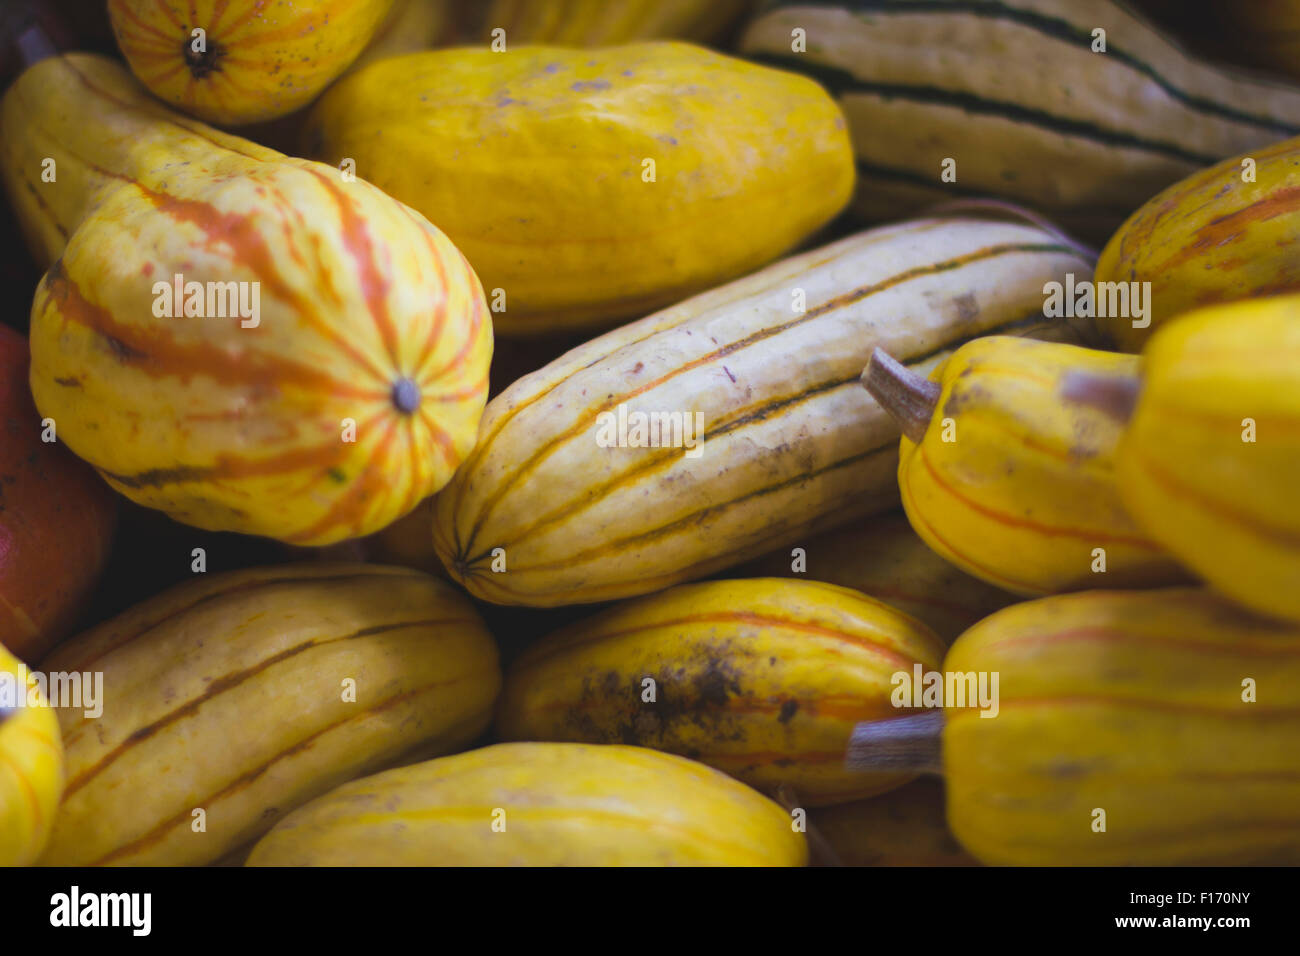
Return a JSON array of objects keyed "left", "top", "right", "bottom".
[
  {"left": 0, "top": 54, "right": 490, "bottom": 545},
  {"left": 433, "top": 216, "right": 1095, "bottom": 606},
  {"left": 247, "top": 742, "right": 808, "bottom": 866},
  {"left": 108, "top": 0, "right": 396, "bottom": 125},
  {"left": 496, "top": 578, "right": 947, "bottom": 806},
  {"left": 0, "top": 644, "right": 64, "bottom": 867},
  {"left": 810, "top": 779, "right": 978, "bottom": 866},
  {"left": 1095, "top": 133, "right": 1300, "bottom": 351},
  {"left": 930, "top": 590, "right": 1300, "bottom": 865},
  {"left": 37, "top": 564, "right": 501, "bottom": 866},
  {"left": 734, "top": 511, "right": 1017, "bottom": 645},
  {"left": 1108, "top": 296, "right": 1300, "bottom": 623},
  {"left": 863, "top": 336, "right": 1186, "bottom": 596},
  {"left": 476, "top": 0, "right": 755, "bottom": 45},
  {"left": 740, "top": 0, "right": 1300, "bottom": 241}
]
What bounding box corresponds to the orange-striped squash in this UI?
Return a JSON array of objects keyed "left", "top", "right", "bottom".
[
  {"left": 1095, "top": 132, "right": 1300, "bottom": 352},
  {"left": 496, "top": 577, "right": 947, "bottom": 807},
  {"left": 0, "top": 53, "right": 490, "bottom": 546},
  {"left": 0, "top": 643, "right": 65, "bottom": 866},
  {"left": 941, "top": 590, "right": 1300, "bottom": 865},
  {"left": 108, "top": 0, "right": 397, "bottom": 125},
  {"left": 1110, "top": 296, "right": 1300, "bottom": 623},
  {"left": 37, "top": 564, "right": 501, "bottom": 866},
  {"left": 864, "top": 335, "right": 1186, "bottom": 596}
]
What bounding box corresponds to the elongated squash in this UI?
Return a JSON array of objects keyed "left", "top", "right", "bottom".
[
  {"left": 1068, "top": 295, "right": 1300, "bottom": 622},
  {"left": 37, "top": 564, "right": 500, "bottom": 866},
  {"left": 810, "top": 779, "right": 978, "bottom": 866},
  {"left": 734, "top": 512, "right": 1016, "bottom": 645},
  {"left": 0, "top": 53, "right": 490, "bottom": 545},
  {"left": 850, "top": 589, "right": 1300, "bottom": 865},
  {"left": 1095, "top": 133, "right": 1300, "bottom": 351},
  {"left": 863, "top": 336, "right": 1186, "bottom": 597},
  {"left": 497, "top": 578, "right": 946, "bottom": 806},
  {"left": 302, "top": 42, "right": 854, "bottom": 335},
  {"left": 108, "top": 0, "right": 396, "bottom": 125},
  {"left": 741, "top": 0, "right": 1300, "bottom": 241},
  {"left": 433, "top": 216, "right": 1096, "bottom": 606},
  {"left": 477, "top": 0, "right": 754, "bottom": 45},
  {"left": 0, "top": 644, "right": 64, "bottom": 867},
  {"left": 247, "top": 742, "right": 807, "bottom": 866}
]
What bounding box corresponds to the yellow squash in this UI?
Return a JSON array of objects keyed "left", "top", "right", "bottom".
[
  {"left": 908, "top": 589, "right": 1300, "bottom": 865},
  {"left": 864, "top": 335, "right": 1185, "bottom": 597},
  {"left": 0, "top": 644, "right": 64, "bottom": 867},
  {"left": 1082, "top": 296, "right": 1300, "bottom": 623},
  {"left": 247, "top": 742, "right": 807, "bottom": 866},
  {"left": 0, "top": 54, "right": 490, "bottom": 545},
  {"left": 38, "top": 564, "right": 500, "bottom": 866},
  {"left": 434, "top": 217, "right": 1096, "bottom": 607},
  {"left": 477, "top": 0, "right": 754, "bottom": 45},
  {"left": 810, "top": 779, "right": 978, "bottom": 866},
  {"left": 108, "top": 0, "right": 396, "bottom": 125},
  {"left": 1095, "top": 133, "right": 1300, "bottom": 351},
  {"left": 735, "top": 511, "right": 1017, "bottom": 645},
  {"left": 302, "top": 42, "right": 854, "bottom": 335},
  {"left": 497, "top": 578, "right": 947, "bottom": 806}
]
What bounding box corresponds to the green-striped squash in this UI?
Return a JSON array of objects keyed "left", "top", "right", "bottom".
[
  {"left": 741, "top": 0, "right": 1300, "bottom": 241},
  {"left": 433, "top": 216, "right": 1096, "bottom": 606},
  {"left": 37, "top": 564, "right": 500, "bottom": 866}
]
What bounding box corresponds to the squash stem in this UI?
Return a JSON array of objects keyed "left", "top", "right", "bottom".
[
  {"left": 862, "top": 347, "right": 939, "bottom": 444},
  {"left": 1060, "top": 369, "right": 1141, "bottom": 423},
  {"left": 845, "top": 712, "right": 944, "bottom": 775}
]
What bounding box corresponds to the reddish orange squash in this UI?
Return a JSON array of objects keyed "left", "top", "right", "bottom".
[{"left": 0, "top": 324, "right": 115, "bottom": 663}]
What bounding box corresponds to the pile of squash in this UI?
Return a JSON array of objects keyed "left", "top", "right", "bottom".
[{"left": 0, "top": 0, "right": 1297, "bottom": 868}]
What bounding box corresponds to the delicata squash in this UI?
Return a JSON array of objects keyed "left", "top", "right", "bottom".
[
  {"left": 434, "top": 215, "right": 1095, "bottom": 606},
  {"left": 0, "top": 53, "right": 491, "bottom": 545},
  {"left": 863, "top": 336, "right": 1185, "bottom": 597},
  {"left": 1066, "top": 294, "right": 1300, "bottom": 623},
  {"left": 848, "top": 589, "right": 1300, "bottom": 866}
]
